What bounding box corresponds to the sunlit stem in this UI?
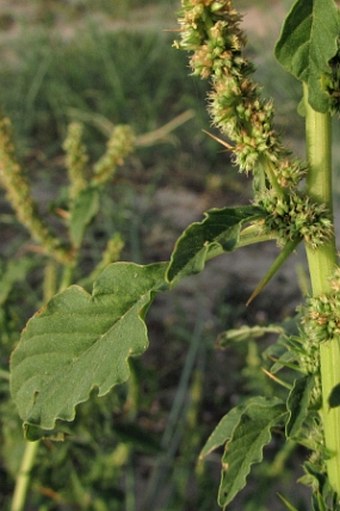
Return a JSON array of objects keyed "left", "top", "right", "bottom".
[{"left": 304, "top": 83, "right": 339, "bottom": 496}]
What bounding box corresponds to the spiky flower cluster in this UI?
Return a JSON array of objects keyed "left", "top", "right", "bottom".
[
  {"left": 303, "top": 291, "right": 340, "bottom": 345},
  {"left": 92, "top": 125, "right": 135, "bottom": 186},
  {"left": 175, "top": 0, "right": 305, "bottom": 188},
  {"left": 0, "top": 116, "right": 73, "bottom": 264},
  {"left": 297, "top": 275, "right": 340, "bottom": 408},
  {"left": 63, "top": 122, "right": 89, "bottom": 201},
  {"left": 258, "top": 191, "right": 333, "bottom": 249},
  {"left": 176, "top": 0, "right": 334, "bottom": 250},
  {"left": 295, "top": 268, "right": 340, "bottom": 400},
  {"left": 330, "top": 266, "right": 340, "bottom": 293}
]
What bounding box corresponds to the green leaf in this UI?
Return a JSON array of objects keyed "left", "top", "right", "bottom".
[
  {"left": 69, "top": 186, "right": 100, "bottom": 248},
  {"left": 166, "top": 206, "right": 263, "bottom": 284},
  {"left": 286, "top": 375, "right": 314, "bottom": 438},
  {"left": 275, "top": 0, "right": 339, "bottom": 112},
  {"left": 199, "top": 404, "right": 246, "bottom": 461},
  {"left": 10, "top": 262, "right": 166, "bottom": 436},
  {"left": 218, "top": 397, "right": 286, "bottom": 508},
  {"left": 199, "top": 396, "right": 283, "bottom": 461},
  {"left": 0, "top": 257, "right": 35, "bottom": 306}
]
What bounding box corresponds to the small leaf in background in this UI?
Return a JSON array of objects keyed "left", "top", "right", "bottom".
[
  {"left": 275, "top": 0, "right": 339, "bottom": 112},
  {"left": 217, "top": 324, "right": 284, "bottom": 349},
  {"left": 218, "top": 397, "right": 286, "bottom": 508},
  {"left": 286, "top": 375, "right": 314, "bottom": 438},
  {"left": 10, "top": 262, "right": 166, "bottom": 436},
  {"left": 69, "top": 186, "right": 100, "bottom": 248},
  {"left": 166, "top": 206, "right": 263, "bottom": 284},
  {"left": 0, "top": 257, "right": 36, "bottom": 306}
]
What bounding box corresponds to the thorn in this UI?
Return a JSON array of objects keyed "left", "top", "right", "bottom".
[
  {"left": 246, "top": 238, "right": 300, "bottom": 306},
  {"left": 261, "top": 368, "right": 291, "bottom": 389},
  {"left": 202, "top": 130, "right": 234, "bottom": 151}
]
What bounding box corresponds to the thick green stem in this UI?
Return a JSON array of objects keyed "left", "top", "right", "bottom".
[
  {"left": 304, "top": 84, "right": 339, "bottom": 496},
  {"left": 304, "top": 89, "right": 336, "bottom": 295}
]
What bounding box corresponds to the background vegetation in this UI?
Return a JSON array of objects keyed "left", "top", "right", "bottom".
[{"left": 0, "top": 1, "right": 336, "bottom": 509}]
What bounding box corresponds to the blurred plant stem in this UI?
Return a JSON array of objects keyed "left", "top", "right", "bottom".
[
  {"left": 10, "top": 256, "right": 71, "bottom": 511},
  {"left": 10, "top": 441, "right": 39, "bottom": 511}
]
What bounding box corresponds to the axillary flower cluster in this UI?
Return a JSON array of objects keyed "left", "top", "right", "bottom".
[
  {"left": 295, "top": 267, "right": 340, "bottom": 412},
  {"left": 175, "top": 0, "right": 333, "bottom": 249},
  {"left": 304, "top": 268, "right": 340, "bottom": 345}
]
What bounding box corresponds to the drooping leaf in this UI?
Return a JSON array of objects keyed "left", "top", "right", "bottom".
[
  {"left": 69, "top": 186, "right": 100, "bottom": 248},
  {"left": 275, "top": 0, "right": 339, "bottom": 112},
  {"left": 218, "top": 397, "right": 286, "bottom": 508},
  {"left": 10, "top": 262, "right": 166, "bottom": 437},
  {"left": 166, "top": 206, "right": 263, "bottom": 284},
  {"left": 286, "top": 375, "right": 314, "bottom": 438}
]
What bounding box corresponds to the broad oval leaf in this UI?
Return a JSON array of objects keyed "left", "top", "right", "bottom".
[
  {"left": 275, "top": 0, "right": 339, "bottom": 112},
  {"left": 218, "top": 396, "right": 286, "bottom": 508},
  {"left": 166, "top": 206, "right": 263, "bottom": 284},
  {"left": 10, "top": 262, "right": 166, "bottom": 434}
]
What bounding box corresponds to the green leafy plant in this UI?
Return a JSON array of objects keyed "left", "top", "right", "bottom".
[{"left": 4, "top": 0, "right": 340, "bottom": 509}]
